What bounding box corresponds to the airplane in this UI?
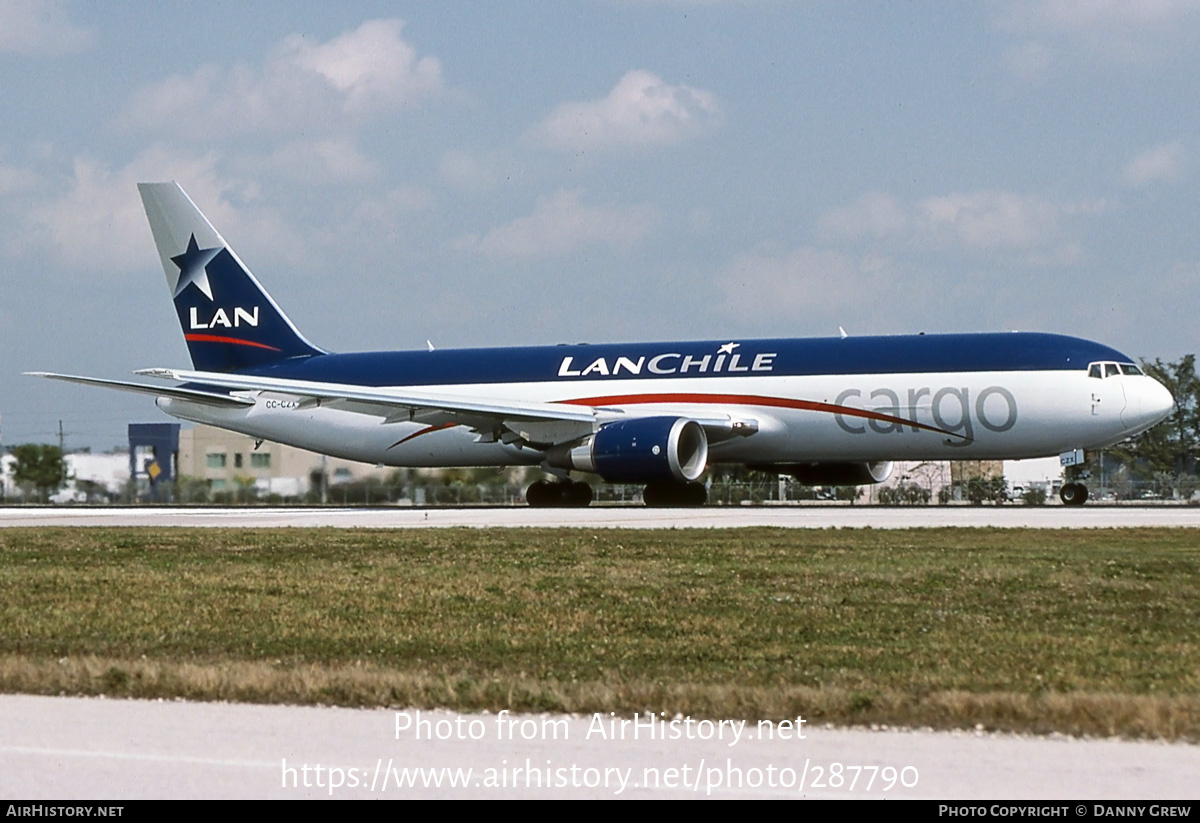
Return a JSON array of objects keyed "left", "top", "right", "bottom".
[{"left": 30, "top": 182, "right": 1175, "bottom": 507}]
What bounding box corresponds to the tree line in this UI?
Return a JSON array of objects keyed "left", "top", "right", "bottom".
[{"left": 1095, "top": 355, "right": 1199, "bottom": 497}]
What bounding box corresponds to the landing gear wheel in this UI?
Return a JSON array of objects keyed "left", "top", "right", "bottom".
[
  {"left": 1060, "top": 482, "right": 1089, "bottom": 507},
  {"left": 526, "top": 480, "right": 554, "bottom": 507},
  {"left": 526, "top": 479, "right": 593, "bottom": 508},
  {"left": 642, "top": 481, "right": 708, "bottom": 507},
  {"left": 565, "top": 480, "right": 593, "bottom": 507}
]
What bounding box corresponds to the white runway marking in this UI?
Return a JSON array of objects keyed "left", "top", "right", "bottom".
[{"left": 3, "top": 744, "right": 275, "bottom": 769}]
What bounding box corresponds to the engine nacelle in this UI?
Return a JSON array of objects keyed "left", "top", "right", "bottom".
[
  {"left": 549, "top": 417, "right": 709, "bottom": 483},
  {"left": 750, "top": 461, "right": 894, "bottom": 486}
]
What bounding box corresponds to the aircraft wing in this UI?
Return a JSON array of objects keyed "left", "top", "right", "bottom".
[
  {"left": 26, "top": 372, "right": 255, "bottom": 407},
  {"left": 133, "top": 367, "right": 599, "bottom": 425},
  {"left": 31, "top": 367, "right": 757, "bottom": 448}
]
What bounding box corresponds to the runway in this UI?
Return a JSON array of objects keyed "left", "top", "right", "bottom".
[
  {"left": 2, "top": 696, "right": 1197, "bottom": 799},
  {"left": 2, "top": 504, "right": 1199, "bottom": 528}
]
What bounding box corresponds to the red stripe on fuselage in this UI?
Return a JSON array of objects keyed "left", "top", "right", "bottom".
[
  {"left": 184, "top": 334, "right": 282, "bottom": 352},
  {"left": 388, "top": 422, "right": 456, "bottom": 449},
  {"left": 558, "top": 392, "right": 965, "bottom": 439}
]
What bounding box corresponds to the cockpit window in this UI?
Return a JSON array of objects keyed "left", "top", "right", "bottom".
[{"left": 1089, "top": 361, "right": 1141, "bottom": 378}]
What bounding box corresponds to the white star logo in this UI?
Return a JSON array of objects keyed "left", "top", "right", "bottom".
[
  {"left": 171, "top": 234, "right": 222, "bottom": 301},
  {"left": 717, "top": 342, "right": 740, "bottom": 354}
]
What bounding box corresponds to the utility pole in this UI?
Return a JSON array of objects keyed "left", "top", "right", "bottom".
[
  {"left": 59, "top": 419, "right": 67, "bottom": 483},
  {"left": 321, "top": 454, "right": 328, "bottom": 504}
]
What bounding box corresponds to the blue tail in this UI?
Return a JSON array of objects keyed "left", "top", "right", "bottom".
[{"left": 138, "top": 182, "right": 325, "bottom": 373}]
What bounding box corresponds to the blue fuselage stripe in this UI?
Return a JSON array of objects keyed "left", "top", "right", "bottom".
[{"left": 240, "top": 332, "right": 1131, "bottom": 387}]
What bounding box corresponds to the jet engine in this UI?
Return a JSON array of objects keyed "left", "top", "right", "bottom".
[{"left": 548, "top": 416, "right": 709, "bottom": 483}]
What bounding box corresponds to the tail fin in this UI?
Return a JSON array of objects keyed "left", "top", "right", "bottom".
[{"left": 138, "top": 182, "right": 325, "bottom": 372}]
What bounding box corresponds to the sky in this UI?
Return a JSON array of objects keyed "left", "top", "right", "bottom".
[{"left": 1, "top": 0, "right": 1198, "bottom": 450}]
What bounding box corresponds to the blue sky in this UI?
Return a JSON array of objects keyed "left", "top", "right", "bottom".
[{"left": 2, "top": 1, "right": 1198, "bottom": 449}]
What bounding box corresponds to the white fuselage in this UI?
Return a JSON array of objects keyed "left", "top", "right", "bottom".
[{"left": 157, "top": 366, "right": 1167, "bottom": 470}]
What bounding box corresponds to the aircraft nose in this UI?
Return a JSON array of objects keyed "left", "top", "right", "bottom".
[
  {"left": 1149, "top": 378, "right": 1176, "bottom": 422},
  {"left": 1121, "top": 377, "right": 1175, "bottom": 434}
]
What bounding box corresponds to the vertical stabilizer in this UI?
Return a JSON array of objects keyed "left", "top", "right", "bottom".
[{"left": 138, "top": 182, "right": 325, "bottom": 372}]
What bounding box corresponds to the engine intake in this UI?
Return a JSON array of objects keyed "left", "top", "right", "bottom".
[{"left": 549, "top": 417, "right": 709, "bottom": 483}]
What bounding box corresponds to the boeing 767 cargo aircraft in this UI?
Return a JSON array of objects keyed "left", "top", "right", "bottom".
[{"left": 30, "top": 183, "right": 1175, "bottom": 507}]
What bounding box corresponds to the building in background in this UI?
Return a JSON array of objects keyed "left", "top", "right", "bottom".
[
  {"left": 63, "top": 451, "right": 132, "bottom": 502},
  {"left": 1004, "top": 456, "right": 1065, "bottom": 499},
  {"left": 129, "top": 423, "right": 179, "bottom": 501},
  {"left": 178, "top": 425, "right": 390, "bottom": 499}
]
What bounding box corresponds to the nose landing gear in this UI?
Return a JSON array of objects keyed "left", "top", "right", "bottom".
[
  {"left": 1059, "top": 482, "right": 1089, "bottom": 506},
  {"left": 1058, "top": 449, "right": 1090, "bottom": 506}
]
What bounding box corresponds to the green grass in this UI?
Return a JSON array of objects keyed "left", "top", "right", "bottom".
[{"left": 1, "top": 527, "right": 1198, "bottom": 739}]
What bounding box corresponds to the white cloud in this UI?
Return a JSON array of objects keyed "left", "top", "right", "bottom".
[
  {"left": 1009, "top": 0, "right": 1193, "bottom": 33},
  {"left": 818, "top": 189, "right": 1104, "bottom": 262},
  {"left": 0, "top": 157, "right": 41, "bottom": 197},
  {"left": 920, "top": 191, "right": 1063, "bottom": 251},
  {"left": 1121, "top": 141, "right": 1186, "bottom": 188},
  {"left": 255, "top": 139, "right": 379, "bottom": 185},
  {"left": 13, "top": 149, "right": 230, "bottom": 272},
  {"left": 995, "top": 0, "right": 1200, "bottom": 72},
  {"left": 283, "top": 19, "right": 443, "bottom": 114},
  {"left": 818, "top": 193, "right": 910, "bottom": 245},
  {"left": 458, "top": 189, "right": 659, "bottom": 259},
  {"left": 0, "top": 0, "right": 92, "bottom": 55},
  {"left": 439, "top": 149, "right": 506, "bottom": 190},
  {"left": 4, "top": 149, "right": 208, "bottom": 272},
  {"left": 349, "top": 186, "right": 434, "bottom": 235},
  {"left": 116, "top": 19, "right": 443, "bottom": 139},
  {"left": 6, "top": 147, "right": 313, "bottom": 275},
  {"left": 717, "top": 246, "right": 892, "bottom": 324},
  {"left": 530, "top": 70, "right": 719, "bottom": 153}
]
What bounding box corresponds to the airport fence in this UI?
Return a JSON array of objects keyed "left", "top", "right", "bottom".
[{"left": 5, "top": 476, "right": 1197, "bottom": 506}]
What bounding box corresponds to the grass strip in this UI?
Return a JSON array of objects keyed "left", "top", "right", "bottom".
[{"left": 2, "top": 527, "right": 1197, "bottom": 739}]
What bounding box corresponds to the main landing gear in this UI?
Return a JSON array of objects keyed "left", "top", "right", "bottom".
[
  {"left": 641, "top": 481, "right": 707, "bottom": 507},
  {"left": 525, "top": 479, "right": 593, "bottom": 508},
  {"left": 524, "top": 479, "right": 709, "bottom": 508},
  {"left": 1059, "top": 482, "right": 1089, "bottom": 506}
]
